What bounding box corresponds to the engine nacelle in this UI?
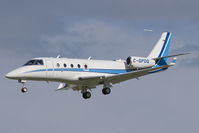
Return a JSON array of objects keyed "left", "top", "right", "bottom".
[{"left": 126, "top": 56, "right": 155, "bottom": 69}]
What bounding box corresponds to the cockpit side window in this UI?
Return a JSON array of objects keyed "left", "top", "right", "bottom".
[
  {"left": 24, "top": 60, "right": 44, "bottom": 66},
  {"left": 35, "top": 60, "right": 44, "bottom": 65}
]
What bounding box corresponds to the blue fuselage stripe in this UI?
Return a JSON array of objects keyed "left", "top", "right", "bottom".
[
  {"left": 28, "top": 68, "right": 130, "bottom": 74},
  {"left": 26, "top": 67, "right": 165, "bottom": 75}
]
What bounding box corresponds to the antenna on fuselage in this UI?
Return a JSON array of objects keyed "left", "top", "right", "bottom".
[
  {"left": 56, "top": 54, "right": 61, "bottom": 58},
  {"left": 144, "top": 29, "right": 153, "bottom": 32}
]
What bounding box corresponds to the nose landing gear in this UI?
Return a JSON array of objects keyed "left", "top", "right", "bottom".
[
  {"left": 21, "top": 87, "right": 27, "bottom": 93},
  {"left": 18, "top": 80, "right": 28, "bottom": 93}
]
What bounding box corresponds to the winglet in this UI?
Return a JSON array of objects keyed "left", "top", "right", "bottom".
[{"left": 152, "top": 52, "right": 191, "bottom": 60}]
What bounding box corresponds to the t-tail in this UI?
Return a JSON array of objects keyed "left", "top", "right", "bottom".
[
  {"left": 147, "top": 32, "right": 190, "bottom": 67},
  {"left": 147, "top": 32, "right": 172, "bottom": 66}
]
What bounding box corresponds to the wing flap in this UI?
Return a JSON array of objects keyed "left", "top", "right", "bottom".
[
  {"left": 78, "top": 76, "right": 105, "bottom": 81},
  {"left": 77, "top": 76, "right": 105, "bottom": 87}
]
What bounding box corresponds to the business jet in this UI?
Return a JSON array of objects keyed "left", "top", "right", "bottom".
[{"left": 6, "top": 32, "right": 189, "bottom": 99}]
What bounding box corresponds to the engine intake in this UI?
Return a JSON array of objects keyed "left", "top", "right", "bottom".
[{"left": 126, "top": 56, "right": 155, "bottom": 68}]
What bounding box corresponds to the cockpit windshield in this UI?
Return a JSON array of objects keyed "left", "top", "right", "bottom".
[{"left": 24, "top": 60, "right": 44, "bottom": 66}]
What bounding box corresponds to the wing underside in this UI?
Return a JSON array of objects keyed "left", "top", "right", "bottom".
[
  {"left": 107, "top": 64, "right": 172, "bottom": 84},
  {"left": 57, "top": 64, "right": 172, "bottom": 91}
]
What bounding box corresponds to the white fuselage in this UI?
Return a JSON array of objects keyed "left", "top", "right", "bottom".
[{"left": 6, "top": 57, "right": 130, "bottom": 85}]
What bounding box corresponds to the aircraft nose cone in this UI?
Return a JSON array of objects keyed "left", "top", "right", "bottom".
[
  {"left": 5, "top": 71, "right": 15, "bottom": 79},
  {"left": 5, "top": 70, "right": 21, "bottom": 79},
  {"left": 6, "top": 67, "right": 27, "bottom": 80}
]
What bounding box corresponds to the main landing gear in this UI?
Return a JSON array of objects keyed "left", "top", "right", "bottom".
[
  {"left": 82, "top": 91, "right": 91, "bottom": 99},
  {"left": 102, "top": 83, "right": 112, "bottom": 95},
  {"left": 81, "top": 86, "right": 112, "bottom": 99},
  {"left": 102, "top": 87, "right": 111, "bottom": 95},
  {"left": 81, "top": 86, "right": 91, "bottom": 99}
]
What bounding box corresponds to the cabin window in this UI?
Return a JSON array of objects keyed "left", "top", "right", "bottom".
[
  {"left": 24, "top": 60, "right": 44, "bottom": 66},
  {"left": 77, "top": 64, "right": 81, "bottom": 68},
  {"left": 71, "top": 64, "right": 74, "bottom": 68},
  {"left": 64, "top": 64, "right": 67, "bottom": 67},
  {"left": 57, "top": 63, "right": 60, "bottom": 67},
  {"left": 84, "top": 64, "right": 88, "bottom": 69}
]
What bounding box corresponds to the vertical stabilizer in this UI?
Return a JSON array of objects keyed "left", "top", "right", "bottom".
[
  {"left": 148, "top": 32, "right": 172, "bottom": 66},
  {"left": 148, "top": 32, "right": 172, "bottom": 59}
]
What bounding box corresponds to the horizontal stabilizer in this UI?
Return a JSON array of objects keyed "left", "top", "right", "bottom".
[{"left": 152, "top": 52, "right": 191, "bottom": 60}]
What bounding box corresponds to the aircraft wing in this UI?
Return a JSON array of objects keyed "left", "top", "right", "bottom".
[
  {"left": 73, "top": 64, "right": 173, "bottom": 90},
  {"left": 56, "top": 76, "right": 105, "bottom": 91},
  {"left": 106, "top": 64, "right": 173, "bottom": 84},
  {"left": 75, "top": 76, "right": 106, "bottom": 89}
]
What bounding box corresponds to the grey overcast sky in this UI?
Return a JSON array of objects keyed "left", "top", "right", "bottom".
[{"left": 0, "top": 0, "right": 199, "bottom": 133}]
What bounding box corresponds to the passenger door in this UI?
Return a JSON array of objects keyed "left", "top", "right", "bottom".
[{"left": 46, "top": 60, "right": 54, "bottom": 79}]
